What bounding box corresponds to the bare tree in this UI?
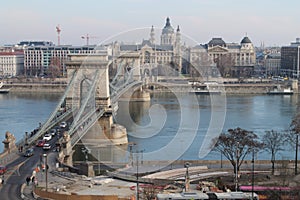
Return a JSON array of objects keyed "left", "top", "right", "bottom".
[
  {"left": 48, "top": 57, "right": 62, "bottom": 78},
  {"left": 212, "top": 127, "right": 263, "bottom": 173},
  {"left": 290, "top": 113, "right": 300, "bottom": 175},
  {"left": 262, "top": 130, "right": 287, "bottom": 175},
  {"left": 215, "top": 53, "right": 235, "bottom": 77}
]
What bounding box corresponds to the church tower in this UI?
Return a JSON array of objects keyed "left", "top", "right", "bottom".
[
  {"left": 150, "top": 25, "right": 155, "bottom": 44},
  {"left": 174, "top": 25, "right": 182, "bottom": 72},
  {"left": 160, "top": 17, "right": 175, "bottom": 45}
]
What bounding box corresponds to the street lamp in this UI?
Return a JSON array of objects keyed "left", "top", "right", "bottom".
[
  {"left": 235, "top": 142, "right": 239, "bottom": 192},
  {"left": 295, "top": 133, "right": 299, "bottom": 175},
  {"left": 251, "top": 148, "right": 255, "bottom": 200},
  {"left": 184, "top": 162, "right": 190, "bottom": 192},
  {"left": 43, "top": 154, "right": 48, "bottom": 192}
]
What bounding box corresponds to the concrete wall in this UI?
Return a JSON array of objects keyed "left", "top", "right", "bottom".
[{"left": 34, "top": 188, "right": 129, "bottom": 200}]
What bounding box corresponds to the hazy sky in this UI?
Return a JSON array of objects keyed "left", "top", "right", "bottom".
[{"left": 1, "top": 0, "right": 300, "bottom": 47}]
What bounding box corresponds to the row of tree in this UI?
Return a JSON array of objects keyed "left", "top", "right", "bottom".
[{"left": 212, "top": 113, "right": 300, "bottom": 175}]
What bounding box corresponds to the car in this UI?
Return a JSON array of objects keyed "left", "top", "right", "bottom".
[
  {"left": 43, "top": 143, "right": 51, "bottom": 150},
  {"left": 59, "top": 121, "right": 67, "bottom": 128},
  {"left": 0, "top": 166, "right": 7, "bottom": 175},
  {"left": 50, "top": 129, "right": 57, "bottom": 136},
  {"left": 43, "top": 134, "right": 52, "bottom": 141},
  {"left": 24, "top": 148, "right": 34, "bottom": 157},
  {"left": 36, "top": 140, "right": 46, "bottom": 147}
]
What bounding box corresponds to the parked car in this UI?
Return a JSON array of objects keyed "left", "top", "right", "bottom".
[
  {"left": 43, "top": 134, "right": 52, "bottom": 141},
  {"left": 59, "top": 121, "right": 67, "bottom": 128},
  {"left": 43, "top": 143, "right": 51, "bottom": 150},
  {"left": 36, "top": 140, "right": 46, "bottom": 147},
  {"left": 24, "top": 148, "right": 34, "bottom": 157},
  {"left": 0, "top": 166, "right": 7, "bottom": 175}
]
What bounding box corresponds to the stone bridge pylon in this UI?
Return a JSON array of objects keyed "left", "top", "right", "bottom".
[{"left": 61, "top": 52, "right": 128, "bottom": 165}]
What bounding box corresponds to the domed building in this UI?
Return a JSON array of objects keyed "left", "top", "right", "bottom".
[
  {"left": 189, "top": 35, "right": 256, "bottom": 77},
  {"left": 113, "top": 17, "right": 183, "bottom": 74}
]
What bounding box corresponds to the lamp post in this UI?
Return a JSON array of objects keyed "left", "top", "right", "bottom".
[
  {"left": 235, "top": 142, "right": 239, "bottom": 192},
  {"left": 251, "top": 149, "right": 255, "bottom": 200},
  {"left": 295, "top": 133, "right": 299, "bottom": 175},
  {"left": 43, "top": 154, "right": 48, "bottom": 192},
  {"left": 136, "top": 153, "right": 139, "bottom": 200},
  {"left": 184, "top": 162, "right": 190, "bottom": 192}
]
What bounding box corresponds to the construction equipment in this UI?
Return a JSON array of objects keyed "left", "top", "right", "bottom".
[
  {"left": 81, "top": 34, "right": 99, "bottom": 46},
  {"left": 56, "top": 25, "right": 61, "bottom": 46}
]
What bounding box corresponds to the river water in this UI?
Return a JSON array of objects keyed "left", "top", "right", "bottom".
[{"left": 0, "top": 92, "right": 299, "bottom": 161}]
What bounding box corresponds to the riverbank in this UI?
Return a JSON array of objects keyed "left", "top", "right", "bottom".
[{"left": 2, "top": 78, "right": 298, "bottom": 94}]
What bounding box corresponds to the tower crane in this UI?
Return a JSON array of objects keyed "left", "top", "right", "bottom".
[
  {"left": 56, "top": 25, "right": 61, "bottom": 46},
  {"left": 81, "top": 34, "right": 99, "bottom": 46}
]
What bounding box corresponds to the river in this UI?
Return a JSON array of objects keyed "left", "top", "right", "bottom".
[{"left": 0, "top": 92, "right": 298, "bottom": 161}]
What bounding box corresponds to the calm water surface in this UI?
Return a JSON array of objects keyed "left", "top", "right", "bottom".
[{"left": 0, "top": 92, "right": 298, "bottom": 161}]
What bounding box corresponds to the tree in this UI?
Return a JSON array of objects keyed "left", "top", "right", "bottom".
[
  {"left": 212, "top": 127, "right": 263, "bottom": 173},
  {"left": 290, "top": 113, "right": 300, "bottom": 175},
  {"left": 262, "top": 130, "right": 286, "bottom": 175},
  {"left": 215, "top": 53, "right": 235, "bottom": 77}
]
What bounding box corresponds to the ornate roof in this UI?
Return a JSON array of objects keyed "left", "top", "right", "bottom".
[
  {"left": 208, "top": 38, "right": 226, "bottom": 47},
  {"left": 162, "top": 17, "right": 174, "bottom": 34},
  {"left": 241, "top": 36, "right": 252, "bottom": 44}
]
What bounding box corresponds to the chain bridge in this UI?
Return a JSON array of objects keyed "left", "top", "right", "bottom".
[{"left": 17, "top": 51, "right": 155, "bottom": 166}]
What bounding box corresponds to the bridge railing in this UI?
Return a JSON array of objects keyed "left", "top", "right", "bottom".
[{"left": 70, "top": 108, "right": 106, "bottom": 147}]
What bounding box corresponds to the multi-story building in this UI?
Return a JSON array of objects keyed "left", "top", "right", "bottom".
[
  {"left": 111, "top": 17, "right": 182, "bottom": 74},
  {"left": 281, "top": 38, "right": 300, "bottom": 78},
  {"left": 0, "top": 51, "right": 24, "bottom": 77},
  {"left": 24, "top": 45, "right": 105, "bottom": 77},
  {"left": 189, "top": 36, "right": 256, "bottom": 77},
  {"left": 265, "top": 53, "right": 281, "bottom": 76}
]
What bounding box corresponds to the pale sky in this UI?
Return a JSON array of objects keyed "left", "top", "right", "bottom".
[{"left": 1, "top": 0, "right": 300, "bottom": 47}]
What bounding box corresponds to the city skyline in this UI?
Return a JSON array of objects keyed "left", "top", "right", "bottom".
[{"left": 1, "top": 0, "right": 300, "bottom": 47}]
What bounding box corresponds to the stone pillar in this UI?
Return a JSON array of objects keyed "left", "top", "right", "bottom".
[
  {"left": 79, "top": 161, "right": 95, "bottom": 177},
  {"left": 2, "top": 131, "right": 16, "bottom": 153},
  {"left": 61, "top": 131, "right": 74, "bottom": 166},
  {"left": 292, "top": 80, "right": 298, "bottom": 93}
]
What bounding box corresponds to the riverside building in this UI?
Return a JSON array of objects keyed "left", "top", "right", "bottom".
[
  {"left": 189, "top": 36, "right": 256, "bottom": 78},
  {"left": 0, "top": 51, "right": 24, "bottom": 77},
  {"left": 110, "top": 17, "right": 183, "bottom": 74},
  {"left": 281, "top": 38, "right": 300, "bottom": 78},
  {"left": 24, "top": 44, "right": 106, "bottom": 77}
]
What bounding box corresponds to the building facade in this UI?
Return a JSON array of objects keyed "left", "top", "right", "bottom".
[
  {"left": 281, "top": 38, "right": 300, "bottom": 78},
  {"left": 189, "top": 36, "right": 256, "bottom": 77},
  {"left": 265, "top": 53, "right": 281, "bottom": 76},
  {"left": 111, "top": 17, "right": 182, "bottom": 75},
  {"left": 24, "top": 45, "right": 105, "bottom": 77},
  {"left": 0, "top": 51, "right": 24, "bottom": 77}
]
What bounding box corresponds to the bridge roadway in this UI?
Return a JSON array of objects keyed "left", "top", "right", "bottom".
[{"left": 0, "top": 127, "right": 64, "bottom": 200}]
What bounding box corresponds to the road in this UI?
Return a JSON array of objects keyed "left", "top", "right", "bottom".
[{"left": 0, "top": 133, "right": 60, "bottom": 200}]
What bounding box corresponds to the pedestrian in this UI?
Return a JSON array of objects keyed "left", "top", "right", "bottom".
[
  {"left": 26, "top": 176, "right": 31, "bottom": 186},
  {"left": 2, "top": 175, "right": 4, "bottom": 184},
  {"left": 31, "top": 176, "right": 35, "bottom": 184}
]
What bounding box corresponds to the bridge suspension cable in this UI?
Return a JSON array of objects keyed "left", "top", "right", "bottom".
[
  {"left": 68, "top": 68, "right": 101, "bottom": 134},
  {"left": 25, "top": 70, "right": 78, "bottom": 145}
]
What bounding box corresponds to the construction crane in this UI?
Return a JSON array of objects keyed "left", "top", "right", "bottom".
[
  {"left": 56, "top": 25, "right": 61, "bottom": 46},
  {"left": 81, "top": 34, "right": 99, "bottom": 46}
]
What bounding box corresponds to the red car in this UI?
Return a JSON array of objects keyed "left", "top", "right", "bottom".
[
  {"left": 36, "top": 140, "right": 46, "bottom": 147},
  {"left": 0, "top": 166, "right": 7, "bottom": 175}
]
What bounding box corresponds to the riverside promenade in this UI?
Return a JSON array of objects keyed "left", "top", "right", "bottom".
[{"left": 19, "top": 154, "right": 300, "bottom": 200}]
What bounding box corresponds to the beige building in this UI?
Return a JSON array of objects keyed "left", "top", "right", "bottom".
[
  {"left": 189, "top": 36, "right": 256, "bottom": 77},
  {"left": 111, "top": 17, "right": 182, "bottom": 75},
  {"left": 0, "top": 51, "right": 24, "bottom": 77}
]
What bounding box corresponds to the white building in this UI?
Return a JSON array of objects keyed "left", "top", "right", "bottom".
[
  {"left": 24, "top": 45, "right": 106, "bottom": 77},
  {"left": 0, "top": 51, "right": 24, "bottom": 77}
]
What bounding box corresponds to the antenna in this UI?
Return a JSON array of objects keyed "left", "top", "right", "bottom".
[{"left": 56, "top": 25, "right": 61, "bottom": 46}]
